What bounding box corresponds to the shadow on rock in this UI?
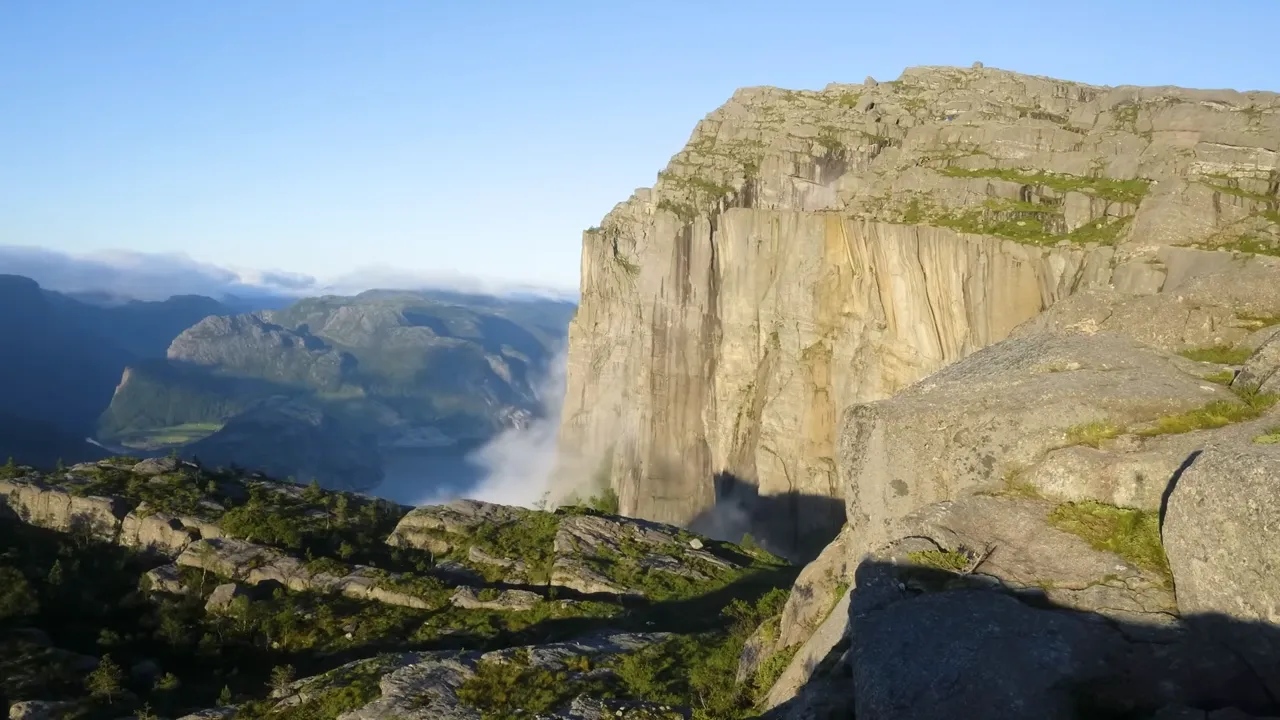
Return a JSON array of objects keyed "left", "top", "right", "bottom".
[
  {"left": 688, "top": 472, "right": 845, "bottom": 564},
  {"left": 766, "top": 558, "right": 1280, "bottom": 720}
]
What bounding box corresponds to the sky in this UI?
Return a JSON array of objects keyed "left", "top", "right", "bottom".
[{"left": 2, "top": 0, "right": 1279, "bottom": 297}]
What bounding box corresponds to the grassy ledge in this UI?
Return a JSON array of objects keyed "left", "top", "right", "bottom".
[
  {"left": 906, "top": 549, "right": 970, "bottom": 572},
  {"left": 1178, "top": 345, "right": 1253, "bottom": 365},
  {"left": 1046, "top": 501, "right": 1171, "bottom": 587},
  {"left": 940, "top": 166, "right": 1151, "bottom": 205},
  {"left": 1137, "top": 389, "right": 1278, "bottom": 437},
  {"left": 1254, "top": 427, "right": 1280, "bottom": 445}
]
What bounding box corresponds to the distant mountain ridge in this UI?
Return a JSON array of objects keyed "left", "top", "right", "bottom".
[
  {"left": 96, "top": 287, "right": 577, "bottom": 490},
  {"left": 0, "top": 274, "right": 243, "bottom": 466}
]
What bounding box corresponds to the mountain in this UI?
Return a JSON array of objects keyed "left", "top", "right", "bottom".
[
  {"left": 96, "top": 289, "right": 576, "bottom": 489},
  {"left": 0, "top": 274, "right": 262, "bottom": 467},
  {"left": 552, "top": 64, "right": 1280, "bottom": 716},
  {"left": 554, "top": 63, "right": 1280, "bottom": 560}
]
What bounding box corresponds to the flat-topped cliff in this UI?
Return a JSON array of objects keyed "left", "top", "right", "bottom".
[{"left": 554, "top": 63, "right": 1280, "bottom": 560}]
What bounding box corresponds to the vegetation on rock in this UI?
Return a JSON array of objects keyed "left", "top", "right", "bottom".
[{"left": 1046, "top": 501, "right": 1171, "bottom": 585}]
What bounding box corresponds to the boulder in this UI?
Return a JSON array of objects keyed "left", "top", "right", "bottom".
[
  {"left": 143, "top": 564, "right": 189, "bottom": 595},
  {"left": 550, "top": 513, "right": 740, "bottom": 599},
  {"left": 892, "top": 495, "right": 1175, "bottom": 623},
  {"left": 7, "top": 701, "right": 80, "bottom": 720},
  {"left": 1163, "top": 446, "right": 1280, "bottom": 702},
  {"left": 1234, "top": 333, "right": 1280, "bottom": 394},
  {"left": 132, "top": 456, "right": 181, "bottom": 476},
  {"left": 120, "top": 503, "right": 214, "bottom": 555},
  {"left": 386, "top": 499, "right": 532, "bottom": 552},
  {"left": 840, "top": 331, "right": 1233, "bottom": 554},
  {"left": 205, "top": 582, "right": 250, "bottom": 613}
]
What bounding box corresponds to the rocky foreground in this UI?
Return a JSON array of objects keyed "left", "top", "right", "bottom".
[{"left": 0, "top": 457, "right": 794, "bottom": 720}]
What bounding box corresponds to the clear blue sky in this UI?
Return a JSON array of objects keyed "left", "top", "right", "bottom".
[{"left": 2, "top": 1, "right": 1278, "bottom": 293}]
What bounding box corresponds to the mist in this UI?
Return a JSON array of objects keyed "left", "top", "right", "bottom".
[{"left": 401, "top": 347, "right": 571, "bottom": 509}]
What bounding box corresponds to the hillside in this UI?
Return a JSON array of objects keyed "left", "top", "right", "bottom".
[
  {"left": 0, "top": 456, "right": 792, "bottom": 720},
  {"left": 0, "top": 275, "right": 235, "bottom": 466},
  {"left": 97, "top": 290, "right": 576, "bottom": 490}
]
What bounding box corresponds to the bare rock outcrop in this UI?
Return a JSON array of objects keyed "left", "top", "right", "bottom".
[
  {"left": 0, "top": 478, "right": 128, "bottom": 542},
  {"left": 840, "top": 330, "right": 1230, "bottom": 553}
]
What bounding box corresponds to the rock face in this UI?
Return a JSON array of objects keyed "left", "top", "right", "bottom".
[
  {"left": 1235, "top": 333, "right": 1280, "bottom": 393},
  {"left": 840, "top": 330, "right": 1229, "bottom": 553},
  {"left": 0, "top": 478, "right": 128, "bottom": 541},
  {"left": 554, "top": 63, "right": 1280, "bottom": 559}
]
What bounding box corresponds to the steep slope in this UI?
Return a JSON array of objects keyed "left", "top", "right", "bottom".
[{"left": 555, "top": 64, "right": 1280, "bottom": 560}]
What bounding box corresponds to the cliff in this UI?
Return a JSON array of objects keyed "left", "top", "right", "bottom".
[{"left": 554, "top": 63, "right": 1280, "bottom": 560}]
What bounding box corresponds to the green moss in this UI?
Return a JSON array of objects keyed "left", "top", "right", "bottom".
[
  {"left": 906, "top": 549, "right": 970, "bottom": 572},
  {"left": 1178, "top": 345, "right": 1252, "bottom": 364},
  {"left": 1137, "top": 389, "right": 1278, "bottom": 437},
  {"left": 1254, "top": 427, "right": 1280, "bottom": 445},
  {"left": 1046, "top": 501, "right": 1171, "bottom": 586},
  {"left": 940, "top": 166, "right": 1151, "bottom": 204},
  {"left": 1065, "top": 421, "right": 1122, "bottom": 448}
]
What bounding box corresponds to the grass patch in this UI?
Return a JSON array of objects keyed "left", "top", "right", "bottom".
[
  {"left": 1211, "top": 235, "right": 1280, "bottom": 257},
  {"left": 1136, "top": 390, "right": 1278, "bottom": 437},
  {"left": 1065, "top": 421, "right": 1122, "bottom": 448},
  {"left": 1046, "top": 501, "right": 1171, "bottom": 585},
  {"left": 1254, "top": 427, "right": 1280, "bottom": 445},
  {"left": 906, "top": 549, "right": 969, "bottom": 572},
  {"left": 1178, "top": 345, "right": 1252, "bottom": 364},
  {"left": 1238, "top": 313, "right": 1280, "bottom": 329},
  {"left": 1203, "top": 370, "right": 1237, "bottom": 385},
  {"left": 940, "top": 166, "right": 1150, "bottom": 204}
]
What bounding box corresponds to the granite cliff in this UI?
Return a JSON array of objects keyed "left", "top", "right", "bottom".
[{"left": 555, "top": 63, "right": 1280, "bottom": 561}]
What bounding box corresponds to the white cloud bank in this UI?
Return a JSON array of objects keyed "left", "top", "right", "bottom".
[{"left": 0, "top": 245, "right": 578, "bottom": 302}]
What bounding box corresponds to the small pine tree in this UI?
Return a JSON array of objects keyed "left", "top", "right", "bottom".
[
  {"left": 54, "top": 457, "right": 65, "bottom": 473},
  {"left": 46, "top": 559, "right": 65, "bottom": 586},
  {"left": 218, "top": 685, "right": 233, "bottom": 706},
  {"left": 1, "top": 456, "right": 16, "bottom": 477},
  {"left": 86, "top": 654, "right": 124, "bottom": 702},
  {"left": 269, "top": 664, "right": 296, "bottom": 695}
]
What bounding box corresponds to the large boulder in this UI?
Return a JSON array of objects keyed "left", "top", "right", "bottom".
[
  {"left": 1163, "top": 446, "right": 1280, "bottom": 702},
  {"left": 840, "top": 330, "right": 1230, "bottom": 553},
  {"left": 1234, "top": 333, "right": 1280, "bottom": 394}
]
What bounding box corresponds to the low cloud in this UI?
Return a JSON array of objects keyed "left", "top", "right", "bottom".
[
  {"left": 0, "top": 245, "right": 578, "bottom": 303},
  {"left": 457, "top": 347, "right": 570, "bottom": 509},
  {"left": 0, "top": 245, "right": 310, "bottom": 301}
]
